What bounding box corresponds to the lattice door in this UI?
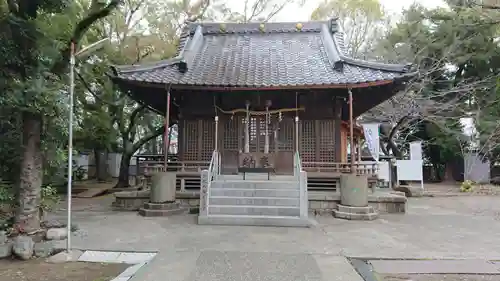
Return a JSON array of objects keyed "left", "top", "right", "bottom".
[
  {"left": 319, "top": 120, "right": 335, "bottom": 162},
  {"left": 300, "top": 120, "right": 316, "bottom": 162},
  {"left": 276, "top": 117, "right": 294, "bottom": 152},
  {"left": 201, "top": 120, "right": 215, "bottom": 162},
  {"left": 182, "top": 120, "right": 199, "bottom": 161}
]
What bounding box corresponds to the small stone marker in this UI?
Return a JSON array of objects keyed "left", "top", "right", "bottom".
[{"left": 12, "top": 236, "right": 34, "bottom": 260}]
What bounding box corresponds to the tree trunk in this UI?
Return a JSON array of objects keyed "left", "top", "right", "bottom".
[
  {"left": 114, "top": 152, "right": 132, "bottom": 189},
  {"left": 94, "top": 150, "right": 108, "bottom": 182},
  {"left": 15, "top": 112, "right": 43, "bottom": 233}
]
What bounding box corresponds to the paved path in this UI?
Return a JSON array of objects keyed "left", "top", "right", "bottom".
[{"left": 51, "top": 195, "right": 500, "bottom": 280}]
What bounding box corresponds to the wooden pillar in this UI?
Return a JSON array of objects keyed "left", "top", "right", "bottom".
[
  {"left": 178, "top": 118, "right": 184, "bottom": 161},
  {"left": 348, "top": 89, "right": 355, "bottom": 174},
  {"left": 163, "top": 88, "right": 171, "bottom": 169},
  {"left": 244, "top": 101, "right": 250, "bottom": 153},
  {"left": 334, "top": 98, "right": 342, "bottom": 162},
  {"left": 264, "top": 100, "right": 271, "bottom": 154}
]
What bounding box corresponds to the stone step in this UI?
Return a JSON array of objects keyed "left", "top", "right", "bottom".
[
  {"left": 198, "top": 214, "right": 310, "bottom": 227},
  {"left": 333, "top": 210, "right": 378, "bottom": 221},
  {"left": 213, "top": 181, "right": 299, "bottom": 190},
  {"left": 219, "top": 174, "right": 297, "bottom": 181},
  {"left": 337, "top": 204, "right": 375, "bottom": 214},
  {"left": 143, "top": 202, "right": 180, "bottom": 210},
  {"left": 210, "top": 188, "right": 299, "bottom": 198},
  {"left": 208, "top": 205, "right": 300, "bottom": 217},
  {"left": 209, "top": 196, "right": 300, "bottom": 207},
  {"left": 138, "top": 207, "right": 186, "bottom": 217}
]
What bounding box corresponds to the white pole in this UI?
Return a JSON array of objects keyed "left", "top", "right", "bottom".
[{"left": 66, "top": 42, "right": 75, "bottom": 253}]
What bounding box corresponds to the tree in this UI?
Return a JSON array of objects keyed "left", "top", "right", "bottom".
[
  {"left": 311, "top": 0, "right": 389, "bottom": 59},
  {"left": 210, "top": 0, "right": 304, "bottom": 23},
  {"left": 75, "top": 0, "right": 217, "bottom": 189},
  {"left": 365, "top": 2, "right": 499, "bottom": 181},
  {"left": 1, "top": 0, "right": 120, "bottom": 233}
]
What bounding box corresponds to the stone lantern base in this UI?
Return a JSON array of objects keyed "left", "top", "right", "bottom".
[
  {"left": 334, "top": 174, "right": 378, "bottom": 221},
  {"left": 139, "top": 172, "right": 185, "bottom": 217}
]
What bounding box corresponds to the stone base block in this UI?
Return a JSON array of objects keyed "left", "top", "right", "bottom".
[
  {"left": 333, "top": 210, "right": 378, "bottom": 221},
  {"left": 337, "top": 204, "right": 375, "bottom": 214},
  {"left": 198, "top": 215, "right": 311, "bottom": 227},
  {"left": 138, "top": 207, "right": 186, "bottom": 217}
]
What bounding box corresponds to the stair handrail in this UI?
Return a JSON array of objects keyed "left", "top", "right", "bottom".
[
  {"left": 293, "top": 151, "right": 302, "bottom": 177},
  {"left": 294, "top": 151, "right": 308, "bottom": 219},
  {"left": 201, "top": 150, "right": 218, "bottom": 216}
]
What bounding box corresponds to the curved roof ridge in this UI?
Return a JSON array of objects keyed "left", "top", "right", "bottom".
[
  {"left": 111, "top": 57, "right": 181, "bottom": 75},
  {"left": 329, "top": 29, "right": 411, "bottom": 73}
]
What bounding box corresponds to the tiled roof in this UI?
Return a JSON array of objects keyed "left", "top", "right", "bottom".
[{"left": 111, "top": 19, "right": 413, "bottom": 88}]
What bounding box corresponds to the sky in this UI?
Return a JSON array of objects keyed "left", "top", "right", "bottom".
[{"left": 226, "top": 0, "right": 447, "bottom": 22}]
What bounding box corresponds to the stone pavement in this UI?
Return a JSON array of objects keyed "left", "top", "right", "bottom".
[{"left": 50, "top": 195, "right": 500, "bottom": 280}]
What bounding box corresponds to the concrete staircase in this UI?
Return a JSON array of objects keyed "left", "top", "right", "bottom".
[{"left": 198, "top": 174, "right": 310, "bottom": 227}]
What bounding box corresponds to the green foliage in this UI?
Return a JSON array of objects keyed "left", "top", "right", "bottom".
[
  {"left": 373, "top": 2, "right": 500, "bottom": 167},
  {"left": 460, "top": 180, "right": 474, "bottom": 192},
  {"left": 40, "top": 185, "right": 60, "bottom": 214}
]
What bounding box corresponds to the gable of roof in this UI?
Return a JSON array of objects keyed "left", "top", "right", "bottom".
[{"left": 111, "top": 18, "right": 413, "bottom": 88}]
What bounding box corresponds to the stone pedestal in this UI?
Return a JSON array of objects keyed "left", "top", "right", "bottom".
[
  {"left": 139, "top": 202, "right": 185, "bottom": 217},
  {"left": 340, "top": 174, "right": 369, "bottom": 207},
  {"left": 336, "top": 174, "right": 378, "bottom": 221},
  {"left": 150, "top": 172, "right": 176, "bottom": 203},
  {"left": 139, "top": 172, "right": 185, "bottom": 217},
  {"left": 334, "top": 204, "right": 378, "bottom": 221}
]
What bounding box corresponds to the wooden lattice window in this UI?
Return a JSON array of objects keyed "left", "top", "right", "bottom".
[
  {"left": 223, "top": 116, "right": 240, "bottom": 151},
  {"left": 319, "top": 120, "right": 335, "bottom": 162},
  {"left": 201, "top": 119, "right": 214, "bottom": 161},
  {"left": 249, "top": 116, "right": 258, "bottom": 152},
  {"left": 300, "top": 120, "right": 315, "bottom": 162},
  {"left": 183, "top": 120, "right": 198, "bottom": 161},
  {"left": 277, "top": 117, "right": 294, "bottom": 151}
]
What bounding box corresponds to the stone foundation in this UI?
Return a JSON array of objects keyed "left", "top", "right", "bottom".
[
  {"left": 139, "top": 202, "right": 186, "bottom": 217},
  {"left": 113, "top": 190, "right": 199, "bottom": 212},
  {"left": 334, "top": 204, "right": 379, "bottom": 221},
  {"left": 309, "top": 191, "right": 406, "bottom": 215},
  {"left": 113, "top": 190, "right": 405, "bottom": 215},
  {"left": 112, "top": 190, "right": 150, "bottom": 211}
]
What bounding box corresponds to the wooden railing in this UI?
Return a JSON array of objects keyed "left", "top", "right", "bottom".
[
  {"left": 302, "top": 162, "right": 378, "bottom": 176},
  {"left": 139, "top": 159, "right": 377, "bottom": 177},
  {"left": 141, "top": 161, "right": 210, "bottom": 176}
]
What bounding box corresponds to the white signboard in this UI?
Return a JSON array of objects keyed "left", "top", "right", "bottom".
[
  {"left": 362, "top": 123, "right": 380, "bottom": 162},
  {"left": 410, "top": 141, "right": 423, "bottom": 160}
]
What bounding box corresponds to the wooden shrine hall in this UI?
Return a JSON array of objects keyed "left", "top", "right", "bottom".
[{"left": 111, "top": 19, "right": 414, "bottom": 191}]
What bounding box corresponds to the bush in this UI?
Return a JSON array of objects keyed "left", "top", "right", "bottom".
[{"left": 460, "top": 180, "right": 474, "bottom": 192}]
